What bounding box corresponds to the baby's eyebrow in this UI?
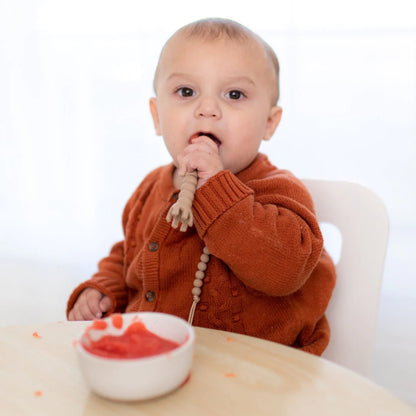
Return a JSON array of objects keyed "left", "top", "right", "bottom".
[
  {"left": 166, "top": 73, "right": 256, "bottom": 87},
  {"left": 166, "top": 73, "right": 194, "bottom": 82},
  {"left": 223, "top": 76, "right": 256, "bottom": 86}
]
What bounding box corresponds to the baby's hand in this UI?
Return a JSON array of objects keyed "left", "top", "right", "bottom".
[
  {"left": 68, "top": 288, "right": 112, "bottom": 321},
  {"left": 177, "top": 135, "right": 223, "bottom": 188}
]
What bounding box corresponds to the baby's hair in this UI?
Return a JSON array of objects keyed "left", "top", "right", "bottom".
[
  {"left": 180, "top": 17, "right": 253, "bottom": 41},
  {"left": 153, "top": 18, "right": 280, "bottom": 104}
]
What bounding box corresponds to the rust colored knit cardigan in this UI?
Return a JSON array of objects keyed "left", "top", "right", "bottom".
[{"left": 67, "top": 153, "right": 336, "bottom": 355}]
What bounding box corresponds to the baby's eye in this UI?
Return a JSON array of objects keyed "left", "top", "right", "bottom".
[
  {"left": 226, "top": 90, "right": 245, "bottom": 100},
  {"left": 177, "top": 87, "right": 195, "bottom": 97}
]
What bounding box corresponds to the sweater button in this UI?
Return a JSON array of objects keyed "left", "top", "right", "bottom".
[
  {"left": 148, "top": 242, "right": 159, "bottom": 252},
  {"left": 145, "top": 291, "right": 156, "bottom": 302},
  {"left": 232, "top": 314, "right": 240, "bottom": 322}
]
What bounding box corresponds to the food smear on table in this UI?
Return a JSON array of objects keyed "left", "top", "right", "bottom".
[
  {"left": 32, "top": 331, "right": 42, "bottom": 339},
  {"left": 34, "top": 390, "right": 43, "bottom": 397},
  {"left": 82, "top": 315, "right": 181, "bottom": 359}
]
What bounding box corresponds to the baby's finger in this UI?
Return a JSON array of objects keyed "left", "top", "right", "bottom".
[
  {"left": 190, "top": 135, "right": 220, "bottom": 153},
  {"left": 99, "top": 296, "right": 112, "bottom": 313},
  {"left": 68, "top": 309, "right": 75, "bottom": 321},
  {"left": 78, "top": 302, "right": 98, "bottom": 320},
  {"left": 70, "top": 306, "right": 84, "bottom": 321},
  {"left": 85, "top": 289, "right": 105, "bottom": 318}
]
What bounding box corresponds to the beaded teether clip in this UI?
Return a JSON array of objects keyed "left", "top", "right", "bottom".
[{"left": 166, "top": 171, "right": 210, "bottom": 325}]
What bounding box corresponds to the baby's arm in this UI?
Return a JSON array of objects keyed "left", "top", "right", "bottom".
[
  {"left": 66, "top": 240, "right": 127, "bottom": 319},
  {"left": 193, "top": 170, "right": 324, "bottom": 296},
  {"left": 68, "top": 288, "right": 112, "bottom": 321}
]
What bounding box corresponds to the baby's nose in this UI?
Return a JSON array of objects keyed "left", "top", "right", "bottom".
[{"left": 194, "top": 97, "right": 222, "bottom": 119}]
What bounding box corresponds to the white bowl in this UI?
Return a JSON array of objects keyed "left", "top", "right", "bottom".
[{"left": 76, "top": 312, "right": 195, "bottom": 401}]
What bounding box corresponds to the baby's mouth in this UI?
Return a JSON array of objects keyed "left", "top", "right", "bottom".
[{"left": 191, "top": 132, "right": 222, "bottom": 147}]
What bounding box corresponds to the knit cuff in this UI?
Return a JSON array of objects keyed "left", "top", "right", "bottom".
[
  {"left": 193, "top": 170, "right": 252, "bottom": 236},
  {"left": 66, "top": 277, "right": 127, "bottom": 318}
]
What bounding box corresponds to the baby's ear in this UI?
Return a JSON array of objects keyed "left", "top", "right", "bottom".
[
  {"left": 149, "top": 98, "right": 162, "bottom": 136},
  {"left": 264, "top": 106, "right": 282, "bottom": 141}
]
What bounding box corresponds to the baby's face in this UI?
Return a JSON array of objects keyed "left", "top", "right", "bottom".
[{"left": 150, "top": 34, "right": 282, "bottom": 175}]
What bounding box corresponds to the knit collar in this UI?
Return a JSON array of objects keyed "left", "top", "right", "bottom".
[
  {"left": 235, "top": 153, "right": 272, "bottom": 183},
  {"left": 154, "top": 163, "right": 177, "bottom": 202}
]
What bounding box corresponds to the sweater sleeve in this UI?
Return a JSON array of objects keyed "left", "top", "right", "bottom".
[
  {"left": 66, "top": 240, "right": 128, "bottom": 317},
  {"left": 192, "top": 169, "right": 324, "bottom": 296}
]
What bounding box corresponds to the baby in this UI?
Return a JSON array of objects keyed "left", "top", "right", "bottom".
[{"left": 67, "top": 18, "right": 336, "bottom": 355}]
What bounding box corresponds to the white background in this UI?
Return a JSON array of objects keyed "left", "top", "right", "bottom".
[{"left": 0, "top": 0, "right": 415, "bottom": 406}]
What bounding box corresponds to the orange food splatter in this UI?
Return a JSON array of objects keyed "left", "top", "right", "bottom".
[
  {"left": 225, "top": 337, "right": 235, "bottom": 343},
  {"left": 34, "top": 390, "right": 43, "bottom": 397},
  {"left": 91, "top": 319, "right": 108, "bottom": 330},
  {"left": 224, "top": 373, "right": 236, "bottom": 378},
  {"left": 72, "top": 339, "right": 79, "bottom": 348},
  {"left": 111, "top": 313, "right": 123, "bottom": 329},
  {"left": 32, "top": 332, "right": 42, "bottom": 339}
]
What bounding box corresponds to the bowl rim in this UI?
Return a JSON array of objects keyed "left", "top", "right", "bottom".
[{"left": 76, "top": 312, "right": 195, "bottom": 363}]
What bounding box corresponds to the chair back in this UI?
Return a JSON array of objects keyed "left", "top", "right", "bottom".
[{"left": 302, "top": 179, "right": 389, "bottom": 376}]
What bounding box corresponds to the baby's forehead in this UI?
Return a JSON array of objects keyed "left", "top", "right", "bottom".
[
  {"left": 161, "top": 33, "right": 272, "bottom": 74},
  {"left": 154, "top": 29, "right": 280, "bottom": 103}
]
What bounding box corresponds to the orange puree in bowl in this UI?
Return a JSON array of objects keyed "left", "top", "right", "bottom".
[{"left": 83, "top": 320, "right": 180, "bottom": 359}]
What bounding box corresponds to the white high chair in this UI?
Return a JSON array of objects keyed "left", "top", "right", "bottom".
[{"left": 302, "top": 179, "right": 389, "bottom": 377}]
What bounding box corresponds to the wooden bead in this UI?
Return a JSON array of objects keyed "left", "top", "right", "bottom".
[
  {"left": 197, "top": 262, "right": 207, "bottom": 272},
  {"left": 200, "top": 253, "right": 210, "bottom": 263},
  {"left": 195, "top": 270, "right": 205, "bottom": 280},
  {"left": 192, "top": 287, "right": 202, "bottom": 296},
  {"left": 193, "top": 279, "right": 203, "bottom": 288},
  {"left": 203, "top": 246, "right": 210, "bottom": 255}
]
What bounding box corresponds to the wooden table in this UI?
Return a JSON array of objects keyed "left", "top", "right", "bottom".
[{"left": 0, "top": 321, "right": 414, "bottom": 415}]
